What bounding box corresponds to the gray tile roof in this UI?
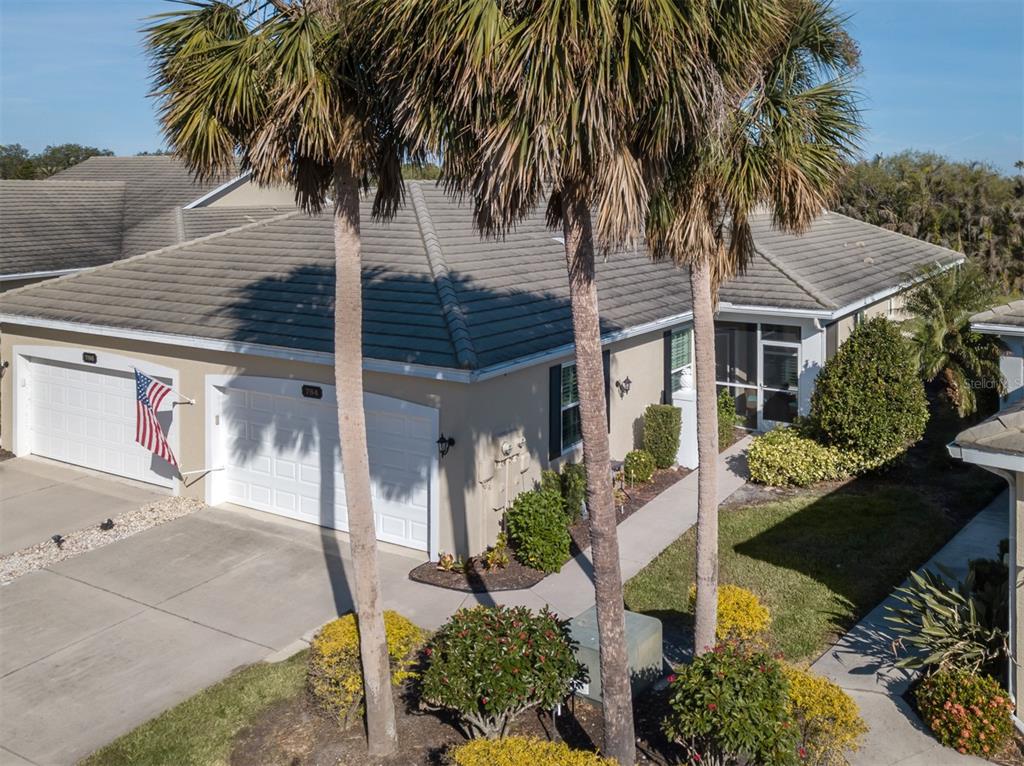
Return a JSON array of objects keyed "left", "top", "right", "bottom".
[
  {"left": 0, "top": 182, "right": 963, "bottom": 371},
  {"left": 0, "top": 180, "right": 127, "bottom": 275},
  {"left": 971, "top": 299, "right": 1024, "bottom": 330},
  {"left": 181, "top": 206, "right": 292, "bottom": 240},
  {"left": 52, "top": 156, "right": 237, "bottom": 257},
  {"left": 952, "top": 399, "right": 1024, "bottom": 457}
]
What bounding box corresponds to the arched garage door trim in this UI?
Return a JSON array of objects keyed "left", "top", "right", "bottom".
[
  {"left": 204, "top": 374, "right": 440, "bottom": 559},
  {"left": 11, "top": 344, "right": 181, "bottom": 490}
]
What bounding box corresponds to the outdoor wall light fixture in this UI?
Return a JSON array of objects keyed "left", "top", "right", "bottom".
[
  {"left": 615, "top": 377, "right": 632, "bottom": 397},
  {"left": 436, "top": 433, "right": 456, "bottom": 458}
]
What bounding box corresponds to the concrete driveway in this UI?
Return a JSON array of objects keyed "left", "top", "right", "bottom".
[
  {"left": 0, "top": 458, "right": 164, "bottom": 555},
  {"left": 0, "top": 462, "right": 454, "bottom": 766}
]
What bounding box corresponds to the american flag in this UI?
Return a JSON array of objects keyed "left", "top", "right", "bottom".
[{"left": 134, "top": 369, "right": 178, "bottom": 468}]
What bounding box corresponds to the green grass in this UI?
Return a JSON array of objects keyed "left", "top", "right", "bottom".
[
  {"left": 80, "top": 651, "right": 308, "bottom": 766},
  {"left": 624, "top": 486, "right": 957, "bottom": 661}
]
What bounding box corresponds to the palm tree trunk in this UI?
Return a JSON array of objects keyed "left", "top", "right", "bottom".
[
  {"left": 560, "top": 184, "right": 636, "bottom": 766},
  {"left": 690, "top": 258, "right": 719, "bottom": 656},
  {"left": 332, "top": 164, "right": 398, "bottom": 756}
]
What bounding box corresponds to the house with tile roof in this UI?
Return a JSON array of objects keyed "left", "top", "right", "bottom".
[
  {"left": 948, "top": 299, "right": 1024, "bottom": 729},
  {"left": 0, "top": 175, "right": 964, "bottom": 560},
  {"left": 0, "top": 156, "right": 287, "bottom": 290}
]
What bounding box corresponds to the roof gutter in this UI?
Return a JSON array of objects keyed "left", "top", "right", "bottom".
[
  {"left": 183, "top": 172, "right": 253, "bottom": 209},
  {"left": 0, "top": 268, "right": 88, "bottom": 282},
  {"left": 973, "top": 322, "right": 1024, "bottom": 338},
  {"left": 948, "top": 441, "right": 1024, "bottom": 473}
]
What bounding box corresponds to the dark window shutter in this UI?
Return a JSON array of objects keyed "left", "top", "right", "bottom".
[
  {"left": 603, "top": 349, "right": 611, "bottom": 432},
  {"left": 549, "top": 364, "right": 562, "bottom": 461},
  {"left": 662, "top": 330, "right": 673, "bottom": 404}
]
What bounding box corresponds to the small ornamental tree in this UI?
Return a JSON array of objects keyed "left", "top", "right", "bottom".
[
  {"left": 809, "top": 317, "right": 928, "bottom": 468},
  {"left": 421, "top": 605, "right": 585, "bottom": 739},
  {"left": 663, "top": 642, "right": 799, "bottom": 765}
]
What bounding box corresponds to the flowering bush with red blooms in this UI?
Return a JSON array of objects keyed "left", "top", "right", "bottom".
[
  {"left": 663, "top": 641, "right": 800, "bottom": 765},
  {"left": 916, "top": 669, "right": 1014, "bottom": 756},
  {"left": 420, "top": 605, "right": 584, "bottom": 739}
]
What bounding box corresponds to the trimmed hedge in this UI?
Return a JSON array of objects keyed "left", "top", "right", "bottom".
[
  {"left": 307, "top": 611, "right": 424, "bottom": 727},
  {"left": 643, "top": 404, "right": 681, "bottom": 469},
  {"left": 506, "top": 487, "right": 570, "bottom": 573},
  {"left": 449, "top": 737, "right": 615, "bottom": 765},
  {"left": 623, "top": 449, "right": 655, "bottom": 484},
  {"left": 560, "top": 462, "right": 588, "bottom": 522},
  {"left": 718, "top": 387, "right": 742, "bottom": 445},
  {"left": 748, "top": 427, "right": 850, "bottom": 487},
  {"left": 688, "top": 584, "right": 771, "bottom": 642},
  {"left": 785, "top": 666, "right": 868, "bottom": 765},
  {"left": 809, "top": 317, "right": 928, "bottom": 468}
]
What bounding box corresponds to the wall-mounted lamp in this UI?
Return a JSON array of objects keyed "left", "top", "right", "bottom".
[
  {"left": 615, "top": 377, "right": 632, "bottom": 397},
  {"left": 436, "top": 433, "right": 456, "bottom": 458}
]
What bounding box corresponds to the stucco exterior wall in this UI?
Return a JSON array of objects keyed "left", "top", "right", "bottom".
[
  {"left": 207, "top": 181, "right": 298, "bottom": 208},
  {"left": 824, "top": 292, "right": 909, "bottom": 360},
  {"left": 0, "top": 322, "right": 681, "bottom": 557}
]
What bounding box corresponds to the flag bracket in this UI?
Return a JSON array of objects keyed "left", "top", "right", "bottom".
[{"left": 178, "top": 467, "right": 224, "bottom": 476}]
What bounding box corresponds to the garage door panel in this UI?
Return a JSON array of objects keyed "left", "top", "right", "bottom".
[
  {"left": 221, "top": 385, "right": 433, "bottom": 551},
  {"left": 27, "top": 358, "right": 176, "bottom": 488}
]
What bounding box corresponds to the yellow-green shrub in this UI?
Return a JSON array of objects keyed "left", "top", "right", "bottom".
[
  {"left": 748, "top": 427, "right": 849, "bottom": 487},
  {"left": 688, "top": 584, "right": 771, "bottom": 641},
  {"left": 785, "top": 666, "right": 868, "bottom": 765},
  {"left": 307, "top": 611, "right": 424, "bottom": 726},
  {"left": 449, "top": 737, "right": 615, "bottom": 766}
]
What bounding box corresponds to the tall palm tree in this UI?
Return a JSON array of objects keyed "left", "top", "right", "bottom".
[
  {"left": 647, "top": 0, "right": 862, "bottom": 654},
  {"left": 905, "top": 262, "right": 1004, "bottom": 416},
  {"left": 370, "top": 3, "right": 710, "bottom": 762},
  {"left": 146, "top": 1, "right": 410, "bottom": 754}
]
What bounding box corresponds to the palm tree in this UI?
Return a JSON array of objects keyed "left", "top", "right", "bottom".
[
  {"left": 370, "top": 3, "right": 709, "bottom": 762},
  {"left": 647, "top": 0, "right": 862, "bottom": 654},
  {"left": 146, "top": 1, "right": 411, "bottom": 754},
  {"left": 905, "top": 262, "right": 1004, "bottom": 416}
]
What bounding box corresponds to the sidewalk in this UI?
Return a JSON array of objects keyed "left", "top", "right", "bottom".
[
  {"left": 811, "top": 490, "right": 1009, "bottom": 766},
  {"left": 381, "top": 437, "right": 752, "bottom": 628}
]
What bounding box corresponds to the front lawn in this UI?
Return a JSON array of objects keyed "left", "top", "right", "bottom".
[
  {"left": 81, "top": 651, "right": 307, "bottom": 766},
  {"left": 624, "top": 485, "right": 961, "bottom": 661}
]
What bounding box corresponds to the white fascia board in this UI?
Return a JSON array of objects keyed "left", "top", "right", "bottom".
[
  {"left": 183, "top": 172, "right": 253, "bottom": 209},
  {"left": 716, "top": 303, "right": 831, "bottom": 319},
  {"left": 0, "top": 268, "right": 87, "bottom": 282},
  {"left": 973, "top": 322, "right": 1024, "bottom": 338},
  {"left": 948, "top": 442, "right": 1024, "bottom": 473},
  {"left": 0, "top": 314, "right": 474, "bottom": 383}
]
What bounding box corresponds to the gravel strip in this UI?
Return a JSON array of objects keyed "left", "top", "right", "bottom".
[{"left": 0, "top": 496, "right": 205, "bottom": 584}]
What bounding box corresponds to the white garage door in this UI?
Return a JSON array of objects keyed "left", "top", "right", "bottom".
[
  {"left": 219, "top": 383, "right": 435, "bottom": 551},
  {"left": 27, "top": 358, "right": 177, "bottom": 488}
]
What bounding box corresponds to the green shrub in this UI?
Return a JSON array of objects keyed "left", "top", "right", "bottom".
[
  {"left": 506, "top": 487, "right": 570, "bottom": 573},
  {"left": 687, "top": 584, "right": 771, "bottom": 643},
  {"left": 307, "top": 611, "right": 424, "bottom": 727},
  {"left": 623, "top": 449, "right": 655, "bottom": 484},
  {"left": 663, "top": 641, "right": 798, "bottom": 765},
  {"left": 748, "top": 427, "right": 849, "bottom": 487},
  {"left": 916, "top": 669, "right": 1013, "bottom": 757},
  {"left": 718, "top": 388, "right": 742, "bottom": 445},
  {"left": 643, "top": 404, "right": 681, "bottom": 469},
  {"left": 886, "top": 569, "right": 1008, "bottom": 676},
  {"left": 809, "top": 317, "right": 928, "bottom": 468},
  {"left": 560, "top": 462, "right": 588, "bottom": 522},
  {"left": 784, "top": 666, "right": 868, "bottom": 765},
  {"left": 448, "top": 737, "right": 615, "bottom": 765},
  {"left": 421, "top": 605, "right": 584, "bottom": 739}
]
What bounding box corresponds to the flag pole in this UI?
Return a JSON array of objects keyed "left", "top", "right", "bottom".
[{"left": 132, "top": 367, "right": 195, "bottom": 405}]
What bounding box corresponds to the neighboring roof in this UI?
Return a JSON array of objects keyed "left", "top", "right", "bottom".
[
  {"left": 951, "top": 399, "right": 1024, "bottom": 457},
  {"left": 971, "top": 299, "right": 1024, "bottom": 333},
  {"left": 181, "top": 206, "right": 292, "bottom": 240},
  {"left": 0, "top": 182, "right": 964, "bottom": 373},
  {"left": 51, "top": 156, "right": 238, "bottom": 258},
  {"left": 0, "top": 180, "right": 127, "bottom": 275}
]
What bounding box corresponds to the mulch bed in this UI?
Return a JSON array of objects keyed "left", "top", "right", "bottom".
[
  {"left": 409, "top": 465, "right": 691, "bottom": 593},
  {"left": 229, "top": 682, "right": 681, "bottom": 766}
]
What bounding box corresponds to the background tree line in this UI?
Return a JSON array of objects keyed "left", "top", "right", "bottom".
[
  {"left": 836, "top": 151, "right": 1024, "bottom": 292},
  {"left": 0, "top": 143, "right": 172, "bottom": 179}
]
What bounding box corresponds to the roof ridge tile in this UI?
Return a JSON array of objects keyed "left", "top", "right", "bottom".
[{"left": 408, "top": 182, "right": 479, "bottom": 369}]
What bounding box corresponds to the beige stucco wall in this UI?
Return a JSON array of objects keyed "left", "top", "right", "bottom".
[
  {"left": 207, "top": 181, "right": 298, "bottom": 208},
  {"left": 0, "top": 322, "right": 680, "bottom": 557},
  {"left": 825, "top": 293, "right": 909, "bottom": 359}
]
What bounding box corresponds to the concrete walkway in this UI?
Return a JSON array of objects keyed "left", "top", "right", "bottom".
[{"left": 811, "top": 491, "right": 1009, "bottom": 766}]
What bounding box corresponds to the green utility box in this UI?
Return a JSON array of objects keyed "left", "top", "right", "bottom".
[{"left": 568, "top": 606, "right": 663, "bottom": 703}]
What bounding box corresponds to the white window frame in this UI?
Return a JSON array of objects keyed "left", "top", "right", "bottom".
[
  {"left": 670, "top": 326, "right": 694, "bottom": 393},
  {"left": 560, "top": 360, "right": 582, "bottom": 453}
]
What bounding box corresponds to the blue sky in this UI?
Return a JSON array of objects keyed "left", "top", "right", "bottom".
[{"left": 1, "top": 0, "right": 1022, "bottom": 172}]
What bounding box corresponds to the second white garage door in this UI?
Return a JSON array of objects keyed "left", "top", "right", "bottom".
[{"left": 216, "top": 379, "right": 436, "bottom": 552}]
